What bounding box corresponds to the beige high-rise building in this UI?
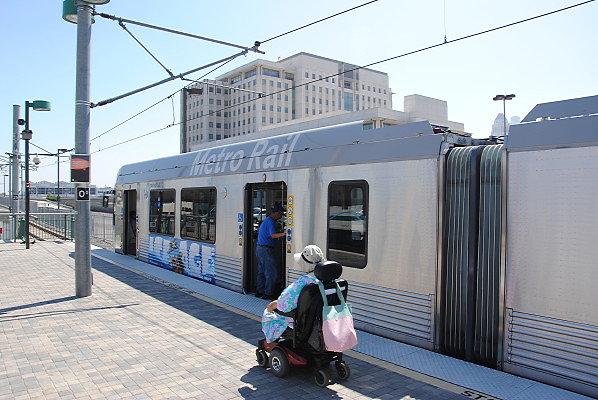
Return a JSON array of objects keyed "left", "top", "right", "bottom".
[
  {"left": 180, "top": 52, "right": 465, "bottom": 153},
  {"left": 180, "top": 52, "right": 393, "bottom": 152}
]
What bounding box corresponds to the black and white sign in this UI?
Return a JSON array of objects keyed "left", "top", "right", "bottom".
[{"left": 76, "top": 187, "right": 90, "bottom": 201}]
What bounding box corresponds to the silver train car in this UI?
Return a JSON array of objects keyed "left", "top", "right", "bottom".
[{"left": 113, "top": 96, "right": 597, "bottom": 397}]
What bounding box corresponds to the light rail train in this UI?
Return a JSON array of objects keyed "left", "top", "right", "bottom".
[{"left": 113, "top": 96, "right": 597, "bottom": 397}]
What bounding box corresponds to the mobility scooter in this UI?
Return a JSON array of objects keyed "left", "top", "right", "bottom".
[{"left": 256, "top": 260, "right": 352, "bottom": 386}]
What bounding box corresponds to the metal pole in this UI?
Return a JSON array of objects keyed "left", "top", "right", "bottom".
[
  {"left": 57, "top": 152, "right": 60, "bottom": 209},
  {"left": 24, "top": 102, "right": 31, "bottom": 249},
  {"left": 503, "top": 99, "right": 507, "bottom": 137},
  {"left": 75, "top": 3, "right": 92, "bottom": 297},
  {"left": 11, "top": 105, "right": 21, "bottom": 216}
]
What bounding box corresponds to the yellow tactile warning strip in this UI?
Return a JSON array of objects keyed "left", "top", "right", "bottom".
[{"left": 93, "top": 253, "right": 501, "bottom": 400}]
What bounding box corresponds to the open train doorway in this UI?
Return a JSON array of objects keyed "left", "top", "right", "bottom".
[
  {"left": 244, "top": 182, "right": 287, "bottom": 297},
  {"left": 123, "top": 189, "right": 137, "bottom": 256}
]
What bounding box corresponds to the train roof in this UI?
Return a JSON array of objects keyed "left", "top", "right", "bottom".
[{"left": 116, "top": 120, "right": 470, "bottom": 184}]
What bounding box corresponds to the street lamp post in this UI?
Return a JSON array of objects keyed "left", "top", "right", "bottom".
[
  {"left": 63, "top": 0, "right": 111, "bottom": 297},
  {"left": 2, "top": 174, "right": 7, "bottom": 196},
  {"left": 20, "top": 100, "right": 51, "bottom": 249},
  {"left": 493, "top": 94, "right": 516, "bottom": 137},
  {"left": 56, "top": 149, "right": 68, "bottom": 209}
]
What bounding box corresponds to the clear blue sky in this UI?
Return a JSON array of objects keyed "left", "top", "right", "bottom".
[{"left": 1, "top": 0, "right": 596, "bottom": 187}]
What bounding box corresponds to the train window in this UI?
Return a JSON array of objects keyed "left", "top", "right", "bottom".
[
  {"left": 327, "top": 180, "right": 368, "bottom": 268},
  {"left": 180, "top": 188, "right": 216, "bottom": 243},
  {"left": 149, "top": 189, "right": 176, "bottom": 236}
]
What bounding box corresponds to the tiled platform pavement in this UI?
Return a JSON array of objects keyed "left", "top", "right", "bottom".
[{"left": 0, "top": 241, "right": 466, "bottom": 400}]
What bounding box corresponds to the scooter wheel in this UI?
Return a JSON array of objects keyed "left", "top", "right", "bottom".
[
  {"left": 335, "top": 361, "right": 351, "bottom": 380},
  {"left": 314, "top": 368, "right": 331, "bottom": 387},
  {"left": 270, "top": 348, "right": 290, "bottom": 378},
  {"left": 256, "top": 349, "right": 268, "bottom": 368}
]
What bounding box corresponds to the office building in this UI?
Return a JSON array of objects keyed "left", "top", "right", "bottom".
[{"left": 180, "top": 52, "right": 463, "bottom": 152}]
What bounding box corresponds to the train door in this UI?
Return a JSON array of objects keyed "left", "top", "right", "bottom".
[
  {"left": 123, "top": 189, "right": 137, "bottom": 256},
  {"left": 244, "top": 182, "right": 287, "bottom": 296}
]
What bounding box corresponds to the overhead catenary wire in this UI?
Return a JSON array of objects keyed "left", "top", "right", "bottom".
[
  {"left": 118, "top": 20, "right": 174, "bottom": 77},
  {"left": 90, "top": 0, "right": 595, "bottom": 155},
  {"left": 259, "top": 0, "right": 380, "bottom": 44},
  {"left": 88, "top": 1, "right": 381, "bottom": 142},
  {"left": 91, "top": 55, "right": 239, "bottom": 143},
  {"left": 95, "top": 12, "right": 265, "bottom": 55}
]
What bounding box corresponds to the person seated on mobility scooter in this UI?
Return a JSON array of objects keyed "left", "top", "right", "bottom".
[{"left": 256, "top": 245, "right": 357, "bottom": 386}]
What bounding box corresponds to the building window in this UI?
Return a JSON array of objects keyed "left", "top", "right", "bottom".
[
  {"left": 231, "top": 75, "right": 242, "bottom": 84},
  {"left": 285, "top": 72, "right": 294, "bottom": 80},
  {"left": 262, "top": 104, "right": 266, "bottom": 111},
  {"left": 344, "top": 92, "right": 353, "bottom": 111},
  {"left": 312, "top": 74, "right": 315, "bottom": 79},
  {"left": 305, "top": 72, "right": 309, "bottom": 78},
  {"left": 263, "top": 68, "right": 280, "bottom": 78},
  {"left": 180, "top": 187, "right": 216, "bottom": 243},
  {"left": 149, "top": 189, "right": 176, "bottom": 236},
  {"left": 327, "top": 181, "right": 368, "bottom": 268},
  {"left": 245, "top": 69, "right": 256, "bottom": 78}
]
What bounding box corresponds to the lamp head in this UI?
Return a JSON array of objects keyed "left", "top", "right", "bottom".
[
  {"left": 33, "top": 156, "right": 41, "bottom": 166},
  {"left": 31, "top": 100, "right": 51, "bottom": 111},
  {"left": 493, "top": 95, "right": 505, "bottom": 101},
  {"left": 62, "top": 0, "right": 105, "bottom": 24}
]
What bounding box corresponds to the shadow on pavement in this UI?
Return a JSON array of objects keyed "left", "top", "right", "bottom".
[
  {"left": 0, "top": 295, "right": 78, "bottom": 314},
  {"left": 89, "top": 256, "right": 464, "bottom": 399},
  {"left": 0, "top": 303, "right": 139, "bottom": 322}
]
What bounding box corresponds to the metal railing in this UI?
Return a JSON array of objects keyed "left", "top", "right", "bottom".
[
  {"left": 91, "top": 211, "right": 114, "bottom": 247},
  {"left": 0, "top": 212, "right": 76, "bottom": 242}
]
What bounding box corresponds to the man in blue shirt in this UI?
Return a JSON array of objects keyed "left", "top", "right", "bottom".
[{"left": 256, "top": 203, "right": 286, "bottom": 300}]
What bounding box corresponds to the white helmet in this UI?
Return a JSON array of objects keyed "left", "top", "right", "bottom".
[{"left": 294, "top": 245, "right": 326, "bottom": 272}]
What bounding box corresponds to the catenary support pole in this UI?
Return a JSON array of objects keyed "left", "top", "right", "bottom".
[
  {"left": 57, "top": 152, "right": 60, "bottom": 209},
  {"left": 11, "top": 105, "right": 20, "bottom": 216},
  {"left": 24, "top": 104, "right": 31, "bottom": 249},
  {"left": 74, "top": 3, "right": 92, "bottom": 297}
]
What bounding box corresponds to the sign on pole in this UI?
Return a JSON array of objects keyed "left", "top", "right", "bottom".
[
  {"left": 76, "top": 187, "right": 90, "bottom": 201},
  {"left": 71, "top": 154, "right": 90, "bottom": 183}
]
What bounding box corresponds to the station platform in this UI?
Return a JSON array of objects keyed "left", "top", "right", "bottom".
[{"left": 0, "top": 241, "right": 592, "bottom": 400}]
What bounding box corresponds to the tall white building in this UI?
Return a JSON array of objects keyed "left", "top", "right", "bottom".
[
  {"left": 180, "top": 52, "right": 464, "bottom": 153},
  {"left": 181, "top": 52, "right": 393, "bottom": 152}
]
